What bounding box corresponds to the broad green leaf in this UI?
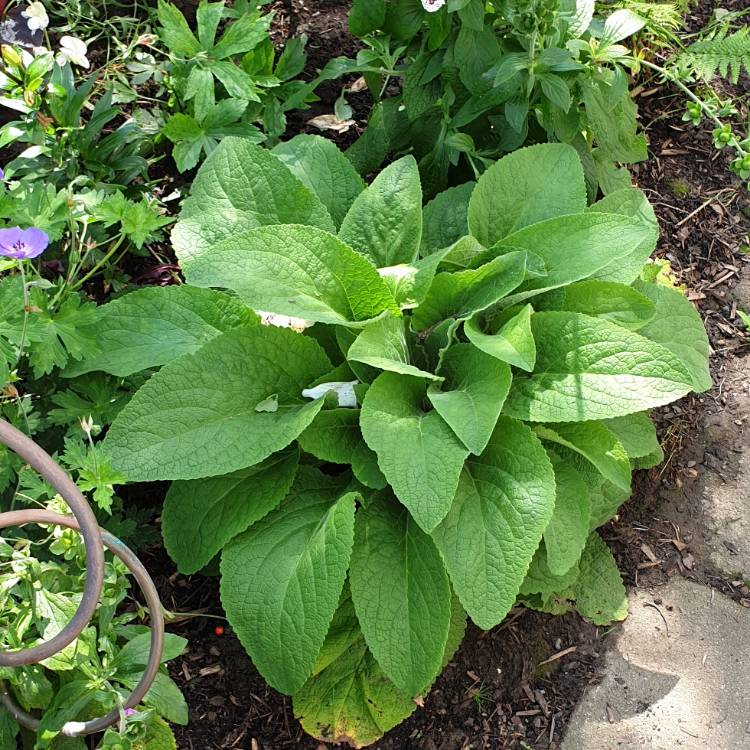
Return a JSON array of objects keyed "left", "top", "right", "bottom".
[
  {"left": 535, "top": 421, "right": 631, "bottom": 491},
  {"left": 441, "top": 590, "right": 467, "bottom": 670},
  {"left": 347, "top": 315, "right": 439, "bottom": 380},
  {"left": 587, "top": 188, "right": 659, "bottom": 284},
  {"left": 535, "top": 280, "right": 655, "bottom": 331},
  {"left": 421, "top": 182, "right": 474, "bottom": 255},
  {"left": 504, "top": 312, "right": 694, "bottom": 422},
  {"left": 411, "top": 251, "right": 527, "bottom": 330},
  {"left": 196, "top": 1, "right": 224, "bottom": 48},
  {"left": 0, "top": 706, "right": 18, "bottom": 750},
  {"left": 543, "top": 452, "right": 592, "bottom": 576},
  {"left": 142, "top": 717, "right": 177, "bottom": 750},
  {"left": 467, "top": 143, "right": 586, "bottom": 246},
  {"left": 297, "top": 408, "right": 386, "bottom": 489},
  {"left": 427, "top": 343, "right": 512, "bottom": 455},
  {"left": 432, "top": 417, "right": 556, "bottom": 629},
  {"left": 172, "top": 138, "right": 334, "bottom": 269},
  {"left": 361, "top": 372, "right": 469, "bottom": 532},
  {"left": 184, "top": 225, "right": 399, "bottom": 326},
  {"left": 35, "top": 680, "right": 95, "bottom": 745},
  {"left": 633, "top": 280, "right": 711, "bottom": 393},
  {"left": 157, "top": 0, "right": 200, "bottom": 56},
  {"left": 350, "top": 492, "right": 451, "bottom": 695},
  {"left": 603, "top": 412, "right": 660, "bottom": 460},
  {"left": 339, "top": 156, "right": 422, "bottom": 267},
  {"left": 113, "top": 632, "right": 187, "bottom": 671},
  {"left": 520, "top": 542, "right": 580, "bottom": 600},
  {"left": 436, "top": 235, "right": 487, "bottom": 271},
  {"left": 349, "top": 0, "right": 386, "bottom": 36},
  {"left": 104, "top": 326, "right": 331, "bottom": 481},
  {"left": 378, "top": 248, "right": 451, "bottom": 310},
  {"left": 64, "top": 286, "right": 257, "bottom": 377},
  {"left": 465, "top": 304, "right": 536, "bottom": 371},
  {"left": 211, "top": 11, "right": 272, "bottom": 58},
  {"left": 574, "top": 532, "right": 628, "bottom": 624},
  {"left": 117, "top": 672, "right": 188, "bottom": 725},
  {"left": 162, "top": 449, "right": 299, "bottom": 574},
  {"left": 294, "top": 626, "right": 415, "bottom": 747},
  {"left": 273, "top": 135, "right": 365, "bottom": 229},
  {"left": 488, "top": 213, "right": 653, "bottom": 306},
  {"left": 221, "top": 469, "right": 356, "bottom": 694}
]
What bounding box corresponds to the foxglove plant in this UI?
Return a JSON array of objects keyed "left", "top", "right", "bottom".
[{"left": 72, "top": 136, "right": 710, "bottom": 747}]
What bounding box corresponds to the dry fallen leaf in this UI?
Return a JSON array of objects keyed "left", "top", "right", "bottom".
[{"left": 308, "top": 114, "right": 356, "bottom": 133}]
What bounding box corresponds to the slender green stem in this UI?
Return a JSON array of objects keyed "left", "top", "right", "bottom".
[
  {"left": 15, "top": 261, "right": 30, "bottom": 368},
  {"left": 69, "top": 234, "right": 126, "bottom": 292}
]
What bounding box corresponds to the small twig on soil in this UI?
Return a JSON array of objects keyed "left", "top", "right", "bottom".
[{"left": 537, "top": 646, "right": 577, "bottom": 667}]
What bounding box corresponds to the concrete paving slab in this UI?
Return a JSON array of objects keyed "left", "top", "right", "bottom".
[{"left": 562, "top": 577, "right": 750, "bottom": 750}]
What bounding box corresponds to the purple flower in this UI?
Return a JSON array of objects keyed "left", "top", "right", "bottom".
[
  {"left": 0, "top": 168, "right": 4, "bottom": 181},
  {"left": 0, "top": 227, "right": 49, "bottom": 259},
  {"left": 124, "top": 708, "right": 137, "bottom": 717}
]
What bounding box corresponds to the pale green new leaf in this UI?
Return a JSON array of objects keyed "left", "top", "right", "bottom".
[
  {"left": 535, "top": 280, "right": 656, "bottom": 331},
  {"left": 633, "top": 280, "right": 711, "bottom": 393},
  {"left": 427, "top": 343, "right": 512, "bottom": 455},
  {"left": 421, "top": 182, "right": 474, "bottom": 255},
  {"left": 348, "top": 315, "right": 439, "bottom": 380},
  {"left": 543, "top": 452, "right": 592, "bottom": 576},
  {"left": 465, "top": 304, "right": 536, "bottom": 371},
  {"left": 297, "top": 408, "right": 386, "bottom": 489},
  {"left": 172, "top": 138, "right": 334, "bottom": 269},
  {"left": 574, "top": 532, "right": 628, "bottom": 625},
  {"left": 411, "top": 251, "right": 527, "bottom": 330},
  {"left": 535, "top": 421, "right": 631, "bottom": 491},
  {"left": 104, "top": 326, "right": 331, "bottom": 481},
  {"left": 432, "top": 417, "right": 556, "bottom": 629},
  {"left": 603, "top": 412, "right": 661, "bottom": 460},
  {"left": 587, "top": 188, "right": 659, "bottom": 284},
  {"left": 504, "top": 312, "right": 694, "bottom": 422},
  {"left": 273, "top": 135, "right": 365, "bottom": 229},
  {"left": 64, "top": 286, "right": 257, "bottom": 377},
  {"left": 350, "top": 492, "right": 450, "bottom": 695},
  {"left": 339, "top": 156, "right": 422, "bottom": 267},
  {"left": 360, "top": 373, "right": 469, "bottom": 532},
  {"left": 467, "top": 143, "right": 586, "bottom": 246},
  {"left": 221, "top": 469, "right": 356, "bottom": 694},
  {"left": 162, "top": 449, "right": 299, "bottom": 574},
  {"left": 185, "top": 225, "right": 399, "bottom": 325}
]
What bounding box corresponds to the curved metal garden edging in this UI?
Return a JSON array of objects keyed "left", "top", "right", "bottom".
[{"left": 0, "top": 418, "right": 165, "bottom": 736}]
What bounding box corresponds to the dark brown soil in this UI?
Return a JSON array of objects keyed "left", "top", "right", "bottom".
[{"left": 143, "top": 3, "right": 750, "bottom": 750}]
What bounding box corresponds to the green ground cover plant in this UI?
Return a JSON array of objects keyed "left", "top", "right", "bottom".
[{"left": 67, "top": 136, "right": 713, "bottom": 746}]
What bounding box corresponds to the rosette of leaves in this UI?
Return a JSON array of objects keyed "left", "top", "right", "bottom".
[{"left": 79, "top": 137, "right": 709, "bottom": 747}]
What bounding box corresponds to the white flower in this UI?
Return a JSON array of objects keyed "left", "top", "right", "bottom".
[
  {"left": 421, "top": 0, "right": 446, "bottom": 11},
  {"left": 257, "top": 311, "right": 312, "bottom": 332},
  {"left": 56, "top": 36, "right": 90, "bottom": 69},
  {"left": 22, "top": 2, "right": 49, "bottom": 32}
]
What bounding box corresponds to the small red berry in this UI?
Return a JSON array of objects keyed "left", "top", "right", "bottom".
[{"left": 214, "top": 626, "right": 225, "bottom": 637}]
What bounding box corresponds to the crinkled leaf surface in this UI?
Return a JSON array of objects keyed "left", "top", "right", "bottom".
[
  {"left": 273, "top": 134, "right": 365, "bottom": 229},
  {"left": 603, "top": 412, "right": 660, "bottom": 460},
  {"left": 64, "top": 286, "right": 257, "bottom": 378},
  {"left": 633, "top": 280, "right": 711, "bottom": 393},
  {"left": 350, "top": 492, "right": 450, "bottom": 695},
  {"left": 172, "top": 138, "right": 334, "bottom": 269},
  {"left": 535, "top": 421, "right": 631, "bottom": 491},
  {"left": 421, "top": 182, "right": 474, "bottom": 255},
  {"left": 412, "top": 251, "right": 527, "bottom": 330},
  {"left": 348, "top": 315, "right": 439, "bottom": 380},
  {"left": 427, "top": 343, "right": 512, "bottom": 455},
  {"left": 162, "top": 449, "right": 299, "bottom": 574},
  {"left": 543, "top": 453, "right": 592, "bottom": 576},
  {"left": 293, "top": 599, "right": 415, "bottom": 749},
  {"left": 574, "top": 532, "right": 628, "bottom": 625},
  {"left": 467, "top": 143, "right": 587, "bottom": 246},
  {"left": 535, "top": 280, "right": 655, "bottom": 331},
  {"left": 361, "top": 373, "right": 469, "bottom": 532},
  {"left": 504, "top": 312, "right": 694, "bottom": 422},
  {"left": 465, "top": 304, "right": 536, "bottom": 371},
  {"left": 432, "top": 417, "right": 556, "bottom": 629},
  {"left": 104, "top": 326, "right": 331, "bottom": 481},
  {"left": 221, "top": 469, "right": 356, "bottom": 694},
  {"left": 587, "top": 187, "right": 659, "bottom": 284},
  {"left": 184, "top": 224, "right": 399, "bottom": 325},
  {"left": 339, "top": 156, "right": 422, "bottom": 267},
  {"left": 297, "top": 408, "right": 386, "bottom": 489}
]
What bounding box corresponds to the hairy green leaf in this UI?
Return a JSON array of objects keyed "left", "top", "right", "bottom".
[{"left": 465, "top": 304, "right": 536, "bottom": 371}]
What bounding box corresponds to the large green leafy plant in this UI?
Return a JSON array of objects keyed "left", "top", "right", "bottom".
[{"left": 77, "top": 137, "right": 710, "bottom": 747}]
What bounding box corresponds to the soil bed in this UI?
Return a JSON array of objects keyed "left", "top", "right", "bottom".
[{"left": 137, "top": 2, "right": 750, "bottom": 748}]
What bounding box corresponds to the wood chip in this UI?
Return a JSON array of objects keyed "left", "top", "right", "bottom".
[
  {"left": 537, "top": 646, "right": 577, "bottom": 666},
  {"left": 640, "top": 542, "right": 659, "bottom": 563}
]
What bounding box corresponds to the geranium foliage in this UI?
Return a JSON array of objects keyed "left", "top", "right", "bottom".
[{"left": 77, "top": 136, "right": 710, "bottom": 747}]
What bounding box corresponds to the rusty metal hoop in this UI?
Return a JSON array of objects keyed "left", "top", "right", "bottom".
[{"left": 0, "top": 418, "right": 165, "bottom": 736}]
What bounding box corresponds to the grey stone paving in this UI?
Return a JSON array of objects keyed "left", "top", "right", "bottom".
[{"left": 562, "top": 578, "right": 750, "bottom": 749}]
